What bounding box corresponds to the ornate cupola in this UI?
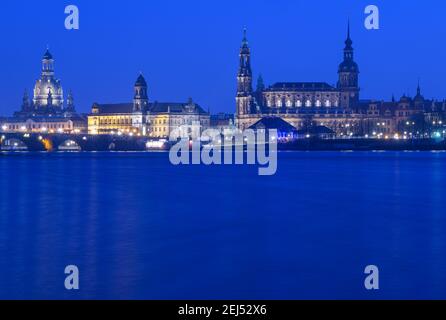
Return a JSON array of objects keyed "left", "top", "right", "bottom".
[
  {"left": 42, "top": 48, "right": 54, "bottom": 75},
  {"left": 33, "top": 48, "right": 64, "bottom": 110},
  {"left": 133, "top": 73, "right": 149, "bottom": 113}
]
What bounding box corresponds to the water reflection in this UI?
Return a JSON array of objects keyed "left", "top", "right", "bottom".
[{"left": 0, "top": 152, "right": 445, "bottom": 299}]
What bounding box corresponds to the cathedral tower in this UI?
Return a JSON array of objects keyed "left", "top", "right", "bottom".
[
  {"left": 337, "top": 22, "right": 360, "bottom": 109},
  {"left": 236, "top": 29, "right": 253, "bottom": 117}
]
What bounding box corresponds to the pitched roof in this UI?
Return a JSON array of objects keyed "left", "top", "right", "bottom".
[
  {"left": 92, "top": 103, "right": 133, "bottom": 114},
  {"left": 43, "top": 49, "right": 53, "bottom": 60},
  {"left": 135, "top": 74, "right": 147, "bottom": 87},
  {"left": 248, "top": 117, "right": 297, "bottom": 132},
  {"left": 150, "top": 101, "right": 207, "bottom": 114},
  {"left": 91, "top": 101, "right": 208, "bottom": 115}
]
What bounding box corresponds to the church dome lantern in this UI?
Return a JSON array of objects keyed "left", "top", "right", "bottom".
[{"left": 33, "top": 48, "right": 64, "bottom": 110}]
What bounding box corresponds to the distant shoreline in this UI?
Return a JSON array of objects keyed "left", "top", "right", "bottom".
[
  {"left": 1, "top": 138, "right": 445, "bottom": 153},
  {"left": 278, "top": 138, "right": 446, "bottom": 151}
]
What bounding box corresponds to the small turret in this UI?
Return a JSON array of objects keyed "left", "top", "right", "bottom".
[
  {"left": 22, "top": 89, "right": 31, "bottom": 112},
  {"left": 66, "top": 90, "right": 75, "bottom": 112}
]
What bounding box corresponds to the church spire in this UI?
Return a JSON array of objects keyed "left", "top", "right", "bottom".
[
  {"left": 256, "top": 74, "right": 265, "bottom": 92},
  {"left": 347, "top": 20, "right": 351, "bottom": 40},
  {"left": 238, "top": 28, "right": 252, "bottom": 77},
  {"left": 242, "top": 28, "right": 248, "bottom": 48},
  {"left": 236, "top": 28, "right": 253, "bottom": 118},
  {"left": 22, "top": 89, "right": 31, "bottom": 111},
  {"left": 414, "top": 78, "right": 424, "bottom": 103},
  {"left": 338, "top": 21, "right": 360, "bottom": 108},
  {"left": 344, "top": 20, "right": 353, "bottom": 59}
]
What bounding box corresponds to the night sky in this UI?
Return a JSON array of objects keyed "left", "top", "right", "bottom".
[{"left": 0, "top": 0, "right": 444, "bottom": 115}]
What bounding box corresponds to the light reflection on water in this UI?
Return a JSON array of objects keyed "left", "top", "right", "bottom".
[{"left": 0, "top": 152, "right": 445, "bottom": 299}]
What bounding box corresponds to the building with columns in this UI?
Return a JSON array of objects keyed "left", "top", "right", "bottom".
[
  {"left": 235, "top": 24, "right": 446, "bottom": 138},
  {"left": 236, "top": 25, "right": 361, "bottom": 134}
]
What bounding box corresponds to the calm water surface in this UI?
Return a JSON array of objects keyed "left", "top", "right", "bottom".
[{"left": 0, "top": 151, "right": 445, "bottom": 299}]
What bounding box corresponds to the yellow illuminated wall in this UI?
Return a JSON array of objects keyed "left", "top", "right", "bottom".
[{"left": 88, "top": 114, "right": 137, "bottom": 134}]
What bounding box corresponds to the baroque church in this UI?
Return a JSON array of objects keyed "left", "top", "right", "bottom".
[
  {"left": 1, "top": 49, "right": 86, "bottom": 133},
  {"left": 235, "top": 25, "right": 446, "bottom": 137},
  {"left": 16, "top": 49, "right": 76, "bottom": 117}
]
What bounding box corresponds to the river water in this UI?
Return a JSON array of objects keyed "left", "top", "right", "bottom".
[{"left": 0, "top": 151, "right": 445, "bottom": 299}]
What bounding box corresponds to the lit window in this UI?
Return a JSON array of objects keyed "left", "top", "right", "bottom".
[{"left": 305, "top": 100, "right": 311, "bottom": 107}]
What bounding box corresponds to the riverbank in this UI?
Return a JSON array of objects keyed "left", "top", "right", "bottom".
[
  {"left": 1, "top": 132, "right": 445, "bottom": 152},
  {"left": 278, "top": 138, "right": 446, "bottom": 151}
]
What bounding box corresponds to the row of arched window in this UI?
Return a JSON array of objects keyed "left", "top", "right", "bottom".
[{"left": 267, "top": 99, "right": 339, "bottom": 108}]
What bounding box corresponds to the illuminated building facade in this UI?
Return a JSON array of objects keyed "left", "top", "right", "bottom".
[
  {"left": 0, "top": 49, "right": 87, "bottom": 133},
  {"left": 235, "top": 26, "right": 361, "bottom": 134},
  {"left": 88, "top": 74, "right": 210, "bottom": 137},
  {"left": 235, "top": 25, "right": 446, "bottom": 137}
]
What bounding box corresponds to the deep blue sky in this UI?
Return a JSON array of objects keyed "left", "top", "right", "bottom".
[{"left": 0, "top": 0, "right": 445, "bottom": 115}]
